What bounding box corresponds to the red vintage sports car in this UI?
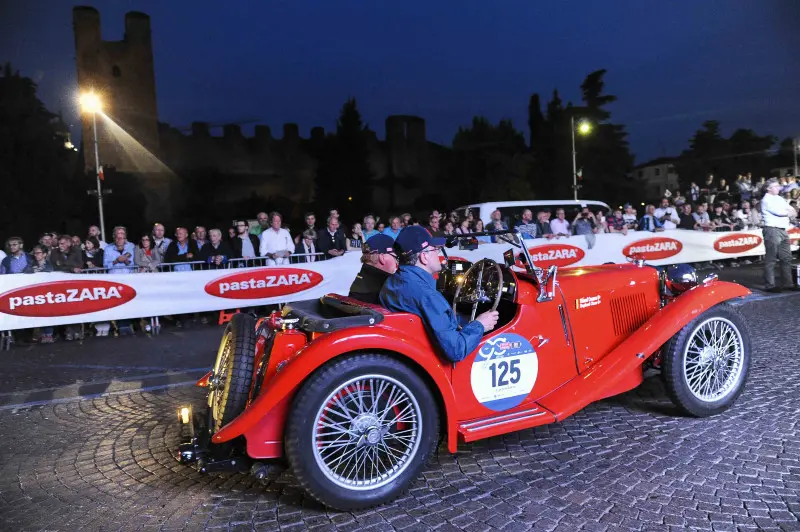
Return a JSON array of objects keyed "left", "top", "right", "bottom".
[{"left": 176, "top": 229, "right": 752, "bottom": 510}]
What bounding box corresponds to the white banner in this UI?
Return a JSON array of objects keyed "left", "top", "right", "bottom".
[
  {"left": 450, "top": 228, "right": 770, "bottom": 267},
  {"left": 0, "top": 228, "right": 781, "bottom": 330},
  {"left": 0, "top": 254, "right": 363, "bottom": 330}
]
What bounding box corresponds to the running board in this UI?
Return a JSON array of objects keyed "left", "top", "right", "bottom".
[{"left": 457, "top": 405, "right": 556, "bottom": 442}]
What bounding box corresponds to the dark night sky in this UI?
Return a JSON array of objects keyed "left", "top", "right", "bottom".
[{"left": 3, "top": 0, "right": 799, "bottom": 163}]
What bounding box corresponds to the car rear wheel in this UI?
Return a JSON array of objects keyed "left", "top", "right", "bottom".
[
  {"left": 662, "top": 303, "right": 750, "bottom": 417},
  {"left": 209, "top": 313, "right": 256, "bottom": 433},
  {"left": 285, "top": 353, "right": 439, "bottom": 511}
]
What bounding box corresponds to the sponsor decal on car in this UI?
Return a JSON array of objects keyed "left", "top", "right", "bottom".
[
  {"left": 525, "top": 244, "right": 585, "bottom": 267},
  {"left": 713, "top": 233, "right": 763, "bottom": 254},
  {"left": 575, "top": 295, "right": 601, "bottom": 309},
  {"left": 622, "top": 237, "right": 683, "bottom": 260},
  {"left": 0, "top": 280, "right": 136, "bottom": 317},
  {"left": 205, "top": 268, "right": 323, "bottom": 299}
]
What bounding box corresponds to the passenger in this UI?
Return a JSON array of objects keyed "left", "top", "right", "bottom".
[
  {"left": 379, "top": 226, "right": 499, "bottom": 363},
  {"left": 348, "top": 234, "right": 397, "bottom": 305}
]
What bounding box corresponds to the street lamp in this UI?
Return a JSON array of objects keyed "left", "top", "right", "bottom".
[
  {"left": 571, "top": 116, "right": 592, "bottom": 201},
  {"left": 79, "top": 91, "right": 106, "bottom": 242}
]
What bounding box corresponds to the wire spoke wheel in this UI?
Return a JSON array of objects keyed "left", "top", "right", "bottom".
[
  {"left": 683, "top": 317, "right": 744, "bottom": 402},
  {"left": 662, "top": 303, "right": 750, "bottom": 417},
  {"left": 312, "top": 374, "right": 422, "bottom": 490},
  {"left": 210, "top": 332, "right": 233, "bottom": 431}
]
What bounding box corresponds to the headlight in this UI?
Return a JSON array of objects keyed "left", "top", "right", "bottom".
[{"left": 665, "top": 263, "right": 698, "bottom": 295}]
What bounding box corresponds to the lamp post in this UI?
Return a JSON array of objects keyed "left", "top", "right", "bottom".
[
  {"left": 571, "top": 116, "right": 592, "bottom": 201},
  {"left": 80, "top": 92, "right": 106, "bottom": 242}
]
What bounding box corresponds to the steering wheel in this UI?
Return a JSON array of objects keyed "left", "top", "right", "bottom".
[{"left": 452, "top": 258, "right": 505, "bottom": 322}]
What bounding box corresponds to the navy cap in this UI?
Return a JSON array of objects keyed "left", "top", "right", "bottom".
[
  {"left": 394, "top": 226, "right": 446, "bottom": 255},
  {"left": 363, "top": 233, "right": 395, "bottom": 254}
]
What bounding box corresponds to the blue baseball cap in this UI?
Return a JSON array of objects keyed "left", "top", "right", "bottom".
[
  {"left": 363, "top": 234, "right": 396, "bottom": 254},
  {"left": 394, "top": 226, "right": 446, "bottom": 255}
]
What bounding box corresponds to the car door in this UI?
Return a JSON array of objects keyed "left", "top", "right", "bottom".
[{"left": 451, "top": 289, "right": 578, "bottom": 420}]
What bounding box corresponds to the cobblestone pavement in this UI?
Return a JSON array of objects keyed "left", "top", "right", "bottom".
[{"left": 0, "top": 295, "right": 799, "bottom": 531}]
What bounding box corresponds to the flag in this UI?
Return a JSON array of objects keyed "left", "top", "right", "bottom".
[
  {"left": 577, "top": 168, "right": 583, "bottom": 181},
  {"left": 98, "top": 165, "right": 104, "bottom": 182}
]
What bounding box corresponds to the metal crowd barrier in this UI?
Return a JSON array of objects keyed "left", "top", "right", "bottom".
[{"left": 75, "top": 253, "right": 329, "bottom": 274}]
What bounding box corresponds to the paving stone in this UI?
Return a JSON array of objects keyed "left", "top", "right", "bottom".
[{"left": 0, "top": 297, "right": 798, "bottom": 530}]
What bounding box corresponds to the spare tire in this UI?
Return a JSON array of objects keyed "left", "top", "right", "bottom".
[{"left": 209, "top": 313, "right": 257, "bottom": 433}]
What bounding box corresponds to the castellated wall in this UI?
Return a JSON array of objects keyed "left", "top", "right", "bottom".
[
  {"left": 157, "top": 115, "right": 448, "bottom": 213},
  {"left": 74, "top": 7, "right": 450, "bottom": 219}
]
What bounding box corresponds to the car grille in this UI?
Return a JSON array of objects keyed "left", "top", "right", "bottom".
[{"left": 610, "top": 293, "right": 649, "bottom": 337}]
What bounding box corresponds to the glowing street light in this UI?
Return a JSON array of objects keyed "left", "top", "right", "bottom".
[
  {"left": 80, "top": 91, "right": 106, "bottom": 242},
  {"left": 79, "top": 92, "right": 102, "bottom": 114},
  {"left": 571, "top": 116, "right": 592, "bottom": 201}
]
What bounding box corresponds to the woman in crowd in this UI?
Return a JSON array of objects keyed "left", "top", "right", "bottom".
[
  {"left": 455, "top": 219, "right": 471, "bottom": 235},
  {"left": 347, "top": 222, "right": 364, "bottom": 250},
  {"left": 24, "top": 245, "right": 55, "bottom": 343},
  {"left": 83, "top": 236, "right": 104, "bottom": 270},
  {"left": 473, "top": 219, "right": 491, "bottom": 243},
  {"left": 135, "top": 234, "right": 162, "bottom": 272}
]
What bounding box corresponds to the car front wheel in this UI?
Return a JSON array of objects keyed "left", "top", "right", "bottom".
[
  {"left": 285, "top": 354, "right": 439, "bottom": 511},
  {"left": 662, "top": 303, "right": 751, "bottom": 417}
]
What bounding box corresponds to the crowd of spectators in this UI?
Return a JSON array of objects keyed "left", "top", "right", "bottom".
[{"left": 1, "top": 171, "right": 797, "bottom": 343}]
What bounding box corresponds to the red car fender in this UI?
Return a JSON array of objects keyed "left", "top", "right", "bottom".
[
  {"left": 211, "top": 318, "right": 459, "bottom": 449},
  {"left": 538, "top": 280, "right": 750, "bottom": 420}
]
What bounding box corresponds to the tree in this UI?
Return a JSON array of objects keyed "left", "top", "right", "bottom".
[
  {"left": 315, "top": 97, "right": 373, "bottom": 220},
  {"left": 452, "top": 117, "right": 533, "bottom": 203},
  {"left": 675, "top": 121, "right": 778, "bottom": 191},
  {"left": 574, "top": 69, "right": 634, "bottom": 203},
  {"left": 0, "top": 63, "right": 82, "bottom": 244}
]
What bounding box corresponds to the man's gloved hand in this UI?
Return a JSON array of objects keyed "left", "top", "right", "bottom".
[{"left": 476, "top": 310, "right": 499, "bottom": 333}]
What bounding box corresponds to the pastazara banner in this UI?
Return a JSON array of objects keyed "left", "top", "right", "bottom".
[{"left": 0, "top": 229, "right": 772, "bottom": 330}]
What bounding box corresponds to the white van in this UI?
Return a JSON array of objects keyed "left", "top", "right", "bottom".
[{"left": 460, "top": 199, "right": 612, "bottom": 228}]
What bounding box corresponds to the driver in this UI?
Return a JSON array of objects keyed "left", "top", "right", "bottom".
[
  {"left": 379, "top": 226, "right": 499, "bottom": 363},
  {"left": 348, "top": 234, "right": 398, "bottom": 304}
]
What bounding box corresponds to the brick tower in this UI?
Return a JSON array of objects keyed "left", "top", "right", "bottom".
[
  {"left": 73, "top": 6, "right": 171, "bottom": 224},
  {"left": 73, "top": 6, "right": 160, "bottom": 173}
]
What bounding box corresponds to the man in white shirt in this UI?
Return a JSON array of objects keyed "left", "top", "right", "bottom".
[
  {"left": 761, "top": 178, "right": 798, "bottom": 292},
  {"left": 654, "top": 198, "right": 680, "bottom": 230},
  {"left": 549, "top": 208, "right": 570, "bottom": 237},
  {"left": 259, "top": 212, "right": 294, "bottom": 266}
]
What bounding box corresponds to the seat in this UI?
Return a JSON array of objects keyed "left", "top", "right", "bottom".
[{"left": 285, "top": 295, "right": 385, "bottom": 333}]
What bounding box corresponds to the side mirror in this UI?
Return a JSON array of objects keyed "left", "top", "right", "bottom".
[{"left": 537, "top": 265, "right": 558, "bottom": 303}]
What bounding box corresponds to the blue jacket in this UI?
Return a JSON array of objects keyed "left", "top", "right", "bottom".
[{"left": 379, "top": 265, "right": 484, "bottom": 362}]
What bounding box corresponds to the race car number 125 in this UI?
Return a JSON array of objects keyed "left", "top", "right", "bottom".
[{"left": 471, "top": 333, "right": 539, "bottom": 411}]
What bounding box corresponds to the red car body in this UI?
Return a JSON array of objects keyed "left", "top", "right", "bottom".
[{"left": 200, "top": 263, "right": 749, "bottom": 458}]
